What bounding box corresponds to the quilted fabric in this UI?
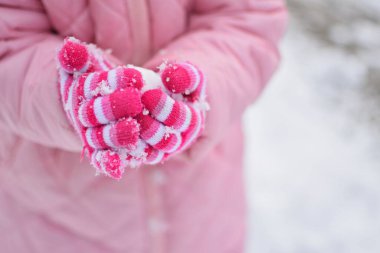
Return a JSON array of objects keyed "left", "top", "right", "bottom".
[{"left": 0, "top": 0, "right": 287, "bottom": 252}]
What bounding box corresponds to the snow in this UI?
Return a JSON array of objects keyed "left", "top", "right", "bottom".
[
  {"left": 244, "top": 1, "right": 380, "bottom": 252},
  {"left": 92, "top": 80, "right": 113, "bottom": 96},
  {"left": 143, "top": 108, "right": 150, "bottom": 115},
  {"left": 128, "top": 65, "right": 165, "bottom": 92}
]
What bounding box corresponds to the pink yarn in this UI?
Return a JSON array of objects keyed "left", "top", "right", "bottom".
[
  {"left": 78, "top": 87, "right": 142, "bottom": 127},
  {"left": 161, "top": 62, "right": 205, "bottom": 101},
  {"left": 57, "top": 37, "right": 208, "bottom": 180},
  {"left": 58, "top": 37, "right": 89, "bottom": 73}
]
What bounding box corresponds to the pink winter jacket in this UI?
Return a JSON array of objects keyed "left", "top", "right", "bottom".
[{"left": 0, "top": 0, "right": 287, "bottom": 252}]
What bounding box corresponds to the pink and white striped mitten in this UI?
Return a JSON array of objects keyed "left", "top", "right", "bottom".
[{"left": 57, "top": 37, "right": 208, "bottom": 179}]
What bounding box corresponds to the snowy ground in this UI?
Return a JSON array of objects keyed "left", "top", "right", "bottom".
[{"left": 244, "top": 1, "right": 380, "bottom": 252}]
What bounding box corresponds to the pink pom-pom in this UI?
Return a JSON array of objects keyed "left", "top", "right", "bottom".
[
  {"left": 162, "top": 63, "right": 202, "bottom": 92},
  {"left": 161, "top": 63, "right": 192, "bottom": 93},
  {"left": 58, "top": 37, "right": 89, "bottom": 73}
]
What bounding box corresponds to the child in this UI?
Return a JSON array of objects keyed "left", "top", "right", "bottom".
[{"left": 0, "top": 0, "right": 287, "bottom": 252}]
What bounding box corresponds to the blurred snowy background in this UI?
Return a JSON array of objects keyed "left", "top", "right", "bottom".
[{"left": 244, "top": 0, "right": 380, "bottom": 252}]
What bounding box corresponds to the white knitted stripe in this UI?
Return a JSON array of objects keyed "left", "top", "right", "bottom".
[
  {"left": 78, "top": 104, "right": 89, "bottom": 127},
  {"left": 95, "top": 52, "right": 109, "bottom": 71},
  {"left": 146, "top": 151, "right": 164, "bottom": 164},
  {"left": 93, "top": 98, "right": 108, "bottom": 124},
  {"left": 59, "top": 70, "right": 68, "bottom": 99},
  {"left": 183, "top": 63, "right": 201, "bottom": 92},
  {"left": 166, "top": 131, "right": 182, "bottom": 153},
  {"left": 156, "top": 96, "right": 175, "bottom": 122},
  {"left": 84, "top": 73, "right": 95, "bottom": 99},
  {"left": 66, "top": 85, "right": 75, "bottom": 123},
  {"left": 146, "top": 124, "right": 166, "bottom": 146},
  {"left": 107, "top": 68, "right": 118, "bottom": 90},
  {"left": 129, "top": 139, "right": 147, "bottom": 157},
  {"left": 102, "top": 124, "right": 115, "bottom": 148},
  {"left": 199, "top": 79, "right": 207, "bottom": 101},
  {"left": 178, "top": 105, "right": 192, "bottom": 132},
  {"left": 182, "top": 109, "right": 202, "bottom": 151},
  {"left": 67, "top": 84, "right": 83, "bottom": 133},
  {"left": 86, "top": 128, "right": 96, "bottom": 148}
]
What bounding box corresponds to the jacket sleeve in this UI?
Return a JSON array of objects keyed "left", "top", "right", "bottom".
[
  {"left": 145, "top": 0, "right": 287, "bottom": 146},
  {"left": 0, "top": 2, "right": 82, "bottom": 151}
]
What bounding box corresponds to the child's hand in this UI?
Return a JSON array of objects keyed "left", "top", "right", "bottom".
[{"left": 56, "top": 37, "right": 207, "bottom": 179}]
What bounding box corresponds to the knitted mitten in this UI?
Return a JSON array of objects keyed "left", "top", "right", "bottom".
[{"left": 57, "top": 37, "right": 208, "bottom": 179}]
